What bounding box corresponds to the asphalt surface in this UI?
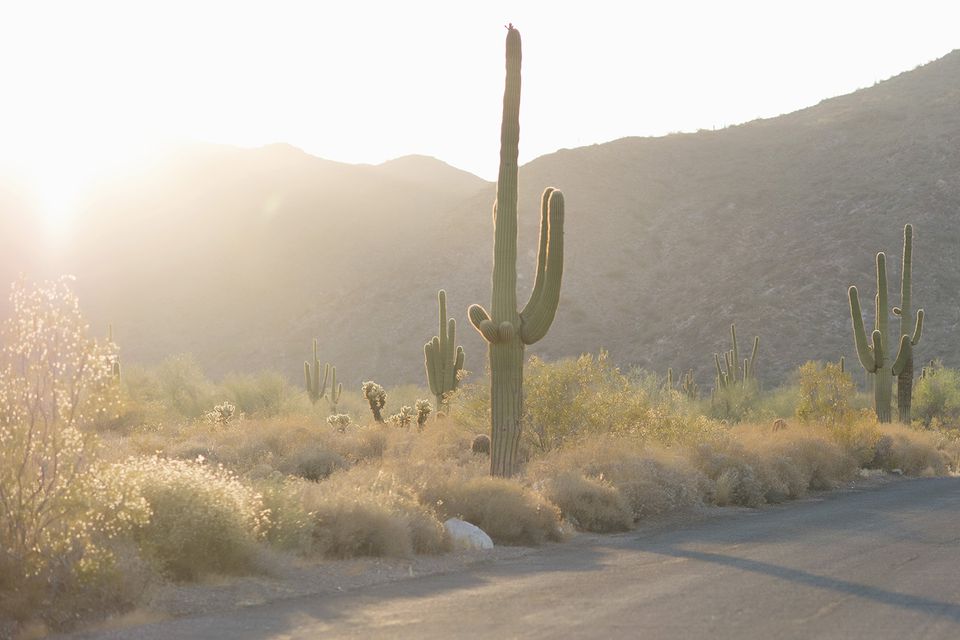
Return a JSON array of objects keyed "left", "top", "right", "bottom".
[{"left": 74, "top": 476, "right": 960, "bottom": 639}]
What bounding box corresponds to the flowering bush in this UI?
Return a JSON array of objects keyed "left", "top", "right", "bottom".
[
  {"left": 0, "top": 277, "right": 143, "bottom": 624},
  {"left": 112, "top": 455, "right": 269, "bottom": 581}
]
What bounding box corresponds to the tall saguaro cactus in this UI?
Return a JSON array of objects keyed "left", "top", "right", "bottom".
[
  {"left": 848, "top": 224, "right": 923, "bottom": 423},
  {"left": 425, "top": 290, "right": 465, "bottom": 410},
  {"left": 468, "top": 25, "right": 566, "bottom": 478},
  {"left": 892, "top": 225, "right": 924, "bottom": 423}
]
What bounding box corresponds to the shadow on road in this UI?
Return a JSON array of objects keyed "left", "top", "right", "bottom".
[{"left": 649, "top": 545, "right": 960, "bottom": 623}]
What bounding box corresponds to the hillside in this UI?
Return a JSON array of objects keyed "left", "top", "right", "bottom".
[{"left": 3, "top": 50, "right": 960, "bottom": 390}]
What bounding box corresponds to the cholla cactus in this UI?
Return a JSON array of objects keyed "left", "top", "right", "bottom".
[
  {"left": 326, "top": 413, "right": 352, "bottom": 432},
  {"left": 207, "top": 401, "right": 237, "bottom": 426},
  {"left": 415, "top": 399, "right": 432, "bottom": 431},
  {"left": 390, "top": 405, "right": 415, "bottom": 429},
  {"left": 362, "top": 381, "right": 387, "bottom": 423}
]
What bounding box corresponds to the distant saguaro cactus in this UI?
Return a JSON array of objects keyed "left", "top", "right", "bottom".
[
  {"left": 425, "top": 290, "right": 465, "bottom": 410},
  {"left": 304, "top": 339, "right": 342, "bottom": 412},
  {"left": 107, "top": 324, "right": 121, "bottom": 380},
  {"left": 304, "top": 339, "right": 329, "bottom": 405},
  {"left": 848, "top": 224, "right": 924, "bottom": 423},
  {"left": 714, "top": 324, "right": 759, "bottom": 390},
  {"left": 467, "top": 25, "right": 566, "bottom": 478}
]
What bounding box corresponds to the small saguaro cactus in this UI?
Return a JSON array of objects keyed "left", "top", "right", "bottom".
[
  {"left": 467, "top": 25, "right": 566, "bottom": 478},
  {"left": 425, "top": 290, "right": 465, "bottom": 410},
  {"left": 107, "top": 324, "right": 121, "bottom": 380},
  {"left": 848, "top": 224, "right": 923, "bottom": 423},
  {"left": 362, "top": 381, "right": 387, "bottom": 423},
  {"left": 681, "top": 369, "right": 699, "bottom": 400},
  {"left": 304, "top": 339, "right": 329, "bottom": 405},
  {"left": 326, "top": 366, "right": 343, "bottom": 413}
]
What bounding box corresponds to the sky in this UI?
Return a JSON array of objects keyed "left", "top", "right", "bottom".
[{"left": 0, "top": 0, "right": 958, "bottom": 223}]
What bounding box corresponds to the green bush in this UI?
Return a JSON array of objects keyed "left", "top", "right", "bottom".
[
  {"left": 524, "top": 352, "right": 652, "bottom": 451},
  {"left": 913, "top": 361, "right": 960, "bottom": 428},
  {"left": 795, "top": 361, "right": 856, "bottom": 426},
  {"left": 222, "top": 371, "right": 309, "bottom": 418},
  {"left": 155, "top": 354, "right": 217, "bottom": 419}
]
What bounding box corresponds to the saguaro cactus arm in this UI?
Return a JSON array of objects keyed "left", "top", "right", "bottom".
[
  {"left": 848, "top": 286, "right": 878, "bottom": 372},
  {"left": 519, "top": 188, "right": 565, "bottom": 345}
]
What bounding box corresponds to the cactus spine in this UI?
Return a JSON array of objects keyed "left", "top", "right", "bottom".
[
  {"left": 425, "top": 290, "right": 465, "bottom": 409},
  {"left": 468, "top": 25, "right": 565, "bottom": 478},
  {"left": 848, "top": 225, "right": 923, "bottom": 424}
]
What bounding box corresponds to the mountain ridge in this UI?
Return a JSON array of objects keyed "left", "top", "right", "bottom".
[{"left": 2, "top": 48, "right": 959, "bottom": 392}]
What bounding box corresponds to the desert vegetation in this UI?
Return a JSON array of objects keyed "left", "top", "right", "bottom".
[
  {"left": 2, "top": 276, "right": 959, "bottom": 636},
  {"left": 2, "top": 24, "right": 958, "bottom": 640}
]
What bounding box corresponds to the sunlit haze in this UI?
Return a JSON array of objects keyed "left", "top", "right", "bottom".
[{"left": 1, "top": 0, "right": 957, "bottom": 227}]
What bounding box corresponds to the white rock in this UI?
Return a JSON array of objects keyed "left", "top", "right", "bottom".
[{"left": 444, "top": 518, "right": 494, "bottom": 551}]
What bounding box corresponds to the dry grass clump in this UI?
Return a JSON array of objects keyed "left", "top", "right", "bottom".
[
  {"left": 734, "top": 426, "right": 859, "bottom": 501},
  {"left": 421, "top": 474, "right": 564, "bottom": 546},
  {"left": 296, "top": 466, "right": 448, "bottom": 558},
  {"left": 530, "top": 436, "right": 705, "bottom": 526},
  {"left": 148, "top": 418, "right": 389, "bottom": 479},
  {"left": 538, "top": 471, "right": 632, "bottom": 532},
  {"left": 112, "top": 456, "right": 269, "bottom": 581},
  {"left": 691, "top": 440, "right": 767, "bottom": 507},
  {"left": 869, "top": 424, "right": 949, "bottom": 475}
]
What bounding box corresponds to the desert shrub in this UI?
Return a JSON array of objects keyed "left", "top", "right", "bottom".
[
  {"left": 531, "top": 437, "right": 705, "bottom": 520},
  {"left": 257, "top": 479, "right": 318, "bottom": 554},
  {"left": 706, "top": 380, "right": 761, "bottom": 423},
  {"left": 222, "top": 371, "right": 308, "bottom": 418},
  {"left": 524, "top": 352, "right": 652, "bottom": 451},
  {"left": 0, "top": 278, "right": 150, "bottom": 627},
  {"left": 155, "top": 354, "right": 217, "bottom": 419},
  {"left": 869, "top": 424, "right": 948, "bottom": 475},
  {"left": 912, "top": 362, "right": 960, "bottom": 428},
  {"left": 421, "top": 475, "right": 563, "bottom": 545},
  {"left": 827, "top": 417, "right": 884, "bottom": 466},
  {"left": 300, "top": 469, "right": 447, "bottom": 558},
  {"left": 795, "top": 361, "right": 856, "bottom": 426},
  {"left": 690, "top": 439, "right": 766, "bottom": 507},
  {"left": 539, "top": 472, "right": 632, "bottom": 532},
  {"left": 290, "top": 447, "right": 348, "bottom": 481},
  {"left": 736, "top": 427, "right": 858, "bottom": 501},
  {"left": 114, "top": 456, "right": 269, "bottom": 581}
]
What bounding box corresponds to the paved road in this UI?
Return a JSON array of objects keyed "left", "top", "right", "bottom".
[{"left": 77, "top": 477, "right": 960, "bottom": 639}]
